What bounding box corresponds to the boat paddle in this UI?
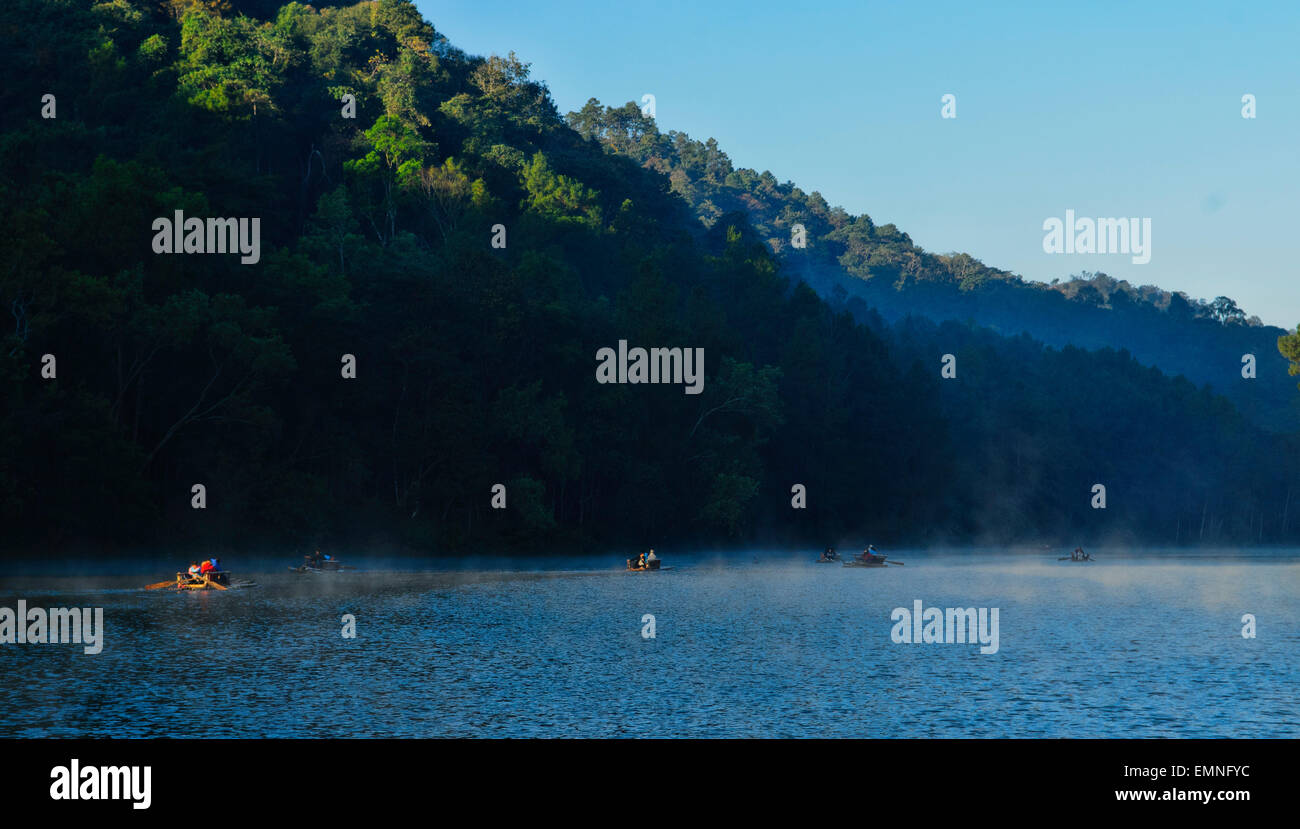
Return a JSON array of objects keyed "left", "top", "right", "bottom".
[
  {"left": 144, "top": 579, "right": 176, "bottom": 590},
  {"left": 887, "top": 560, "right": 905, "bottom": 566}
]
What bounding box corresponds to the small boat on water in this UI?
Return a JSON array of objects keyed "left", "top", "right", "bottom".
[
  {"left": 843, "top": 555, "right": 889, "bottom": 568},
  {"left": 842, "top": 543, "right": 902, "bottom": 568},
  {"left": 627, "top": 560, "right": 671, "bottom": 572},
  {"left": 290, "top": 552, "right": 354, "bottom": 574},
  {"left": 146, "top": 572, "right": 256, "bottom": 591},
  {"left": 1059, "top": 547, "right": 1094, "bottom": 562},
  {"left": 626, "top": 549, "right": 668, "bottom": 571},
  {"left": 816, "top": 548, "right": 841, "bottom": 563}
]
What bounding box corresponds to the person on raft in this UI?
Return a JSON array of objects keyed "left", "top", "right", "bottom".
[
  {"left": 1071, "top": 547, "right": 1090, "bottom": 561},
  {"left": 859, "top": 545, "right": 879, "bottom": 561},
  {"left": 646, "top": 549, "right": 658, "bottom": 566},
  {"left": 820, "top": 547, "right": 837, "bottom": 561}
]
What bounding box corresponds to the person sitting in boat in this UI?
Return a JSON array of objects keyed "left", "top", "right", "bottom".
[
  {"left": 187, "top": 561, "right": 202, "bottom": 578},
  {"left": 821, "top": 547, "right": 837, "bottom": 561},
  {"left": 199, "top": 558, "right": 215, "bottom": 575},
  {"left": 646, "top": 549, "right": 658, "bottom": 565},
  {"left": 209, "top": 557, "right": 221, "bottom": 572},
  {"left": 859, "top": 545, "right": 879, "bottom": 561}
]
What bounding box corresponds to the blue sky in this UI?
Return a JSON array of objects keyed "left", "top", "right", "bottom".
[{"left": 417, "top": 1, "right": 1300, "bottom": 329}]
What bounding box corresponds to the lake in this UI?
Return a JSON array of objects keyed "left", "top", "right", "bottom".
[{"left": 1, "top": 550, "right": 1296, "bottom": 737}]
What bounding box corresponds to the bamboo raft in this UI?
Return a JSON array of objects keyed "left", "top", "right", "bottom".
[
  {"left": 627, "top": 559, "right": 669, "bottom": 572},
  {"left": 843, "top": 554, "right": 902, "bottom": 568},
  {"left": 145, "top": 572, "right": 255, "bottom": 591}
]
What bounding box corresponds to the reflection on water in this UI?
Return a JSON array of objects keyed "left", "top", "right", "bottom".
[{"left": 1, "top": 551, "right": 1296, "bottom": 737}]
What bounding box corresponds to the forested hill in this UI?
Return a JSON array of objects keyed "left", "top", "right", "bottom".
[
  {"left": 568, "top": 100, "right": 1300, "bottom": 432},
  {"left": 1, "top": 0, "right": 1298, "bottom": 555}
]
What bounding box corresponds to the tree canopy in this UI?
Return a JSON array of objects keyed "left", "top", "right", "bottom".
[{"left": 1, "top": 0, "right": 1296, "bottom": 555}]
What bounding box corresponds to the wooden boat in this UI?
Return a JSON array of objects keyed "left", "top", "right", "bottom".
[
  {"left": 843, "top": 554, "right": 889, "bottom": 568},
  {"left": 627, "top": 560, "right": 670, "bottom": 572},
  {"left": 144, "top": 569, "right": 254, "bottom": 591},
  {"left": 170, "top": 572, "right": 255, "bottom": 590},
  {"left": 176, "top": 572, "right": 227, "bottom": 590}
]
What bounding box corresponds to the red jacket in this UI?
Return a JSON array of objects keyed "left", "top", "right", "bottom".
[{"left": 199, "top": 560, "right": 214, "bottom": 574}]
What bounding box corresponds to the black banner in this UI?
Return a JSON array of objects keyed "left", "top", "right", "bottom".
[{"left": 0, "top": 739, "right": 1282, "bottom": 818}]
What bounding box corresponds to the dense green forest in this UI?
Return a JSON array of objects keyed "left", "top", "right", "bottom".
[
  {"left": 1, "top": 0, "right": 1298, "bottom": 555},
  {"left": 568, "top": 99, "right": 1300, "bottom": 432}
]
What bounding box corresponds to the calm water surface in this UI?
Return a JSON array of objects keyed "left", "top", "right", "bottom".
[{"left": 1, "top": 550, "right": 1296, "bottom": 737}]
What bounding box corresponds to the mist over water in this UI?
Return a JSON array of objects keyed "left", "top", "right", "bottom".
[{"left": 1, "top": 549, "right": 1296, "bottom": 737}]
